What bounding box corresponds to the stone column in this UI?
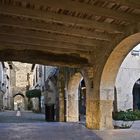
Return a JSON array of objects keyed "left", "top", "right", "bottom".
[
  {"left": 66, "top": 72, "right": 82, "bottom": 122},
  {"left": 99, "top": 88, "right": 114, "bottom": 129},
  {"left": 58, "top": 74, "right": 65, "bottom": 122},
  {"left": 10, "top": 97, "right": 14, "bottom": 110},
  {"left": 82, "top": 67, "right": 113, "bottom": 130},
  {"left": 24, "top": 97, "right": 28, "bottom": 110},
  {"left": 86, "top": 81, "right": 114, "bottom": 130},
  {"left": 86, "top": 86, "right": 113, "bottom": 130},
  {"left": 0, "top": 93, "right": 3, "bottom": 109},
  {"left": 67, "top": 92, "right": 79, "bottom": 122}
]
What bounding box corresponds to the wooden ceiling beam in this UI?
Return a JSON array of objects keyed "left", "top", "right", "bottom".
[
  {"left": 0, "top": 34, "right": 98, "bottom": 51},
  {"left": 0, "top": 4, "right": 125, "bottom": 33},
  {"left": 105, "top": 0, "right": 140, "bottom": 9},
  {"left": 0, "top": 26, "right": 109, "bottom": 48},
  {"left": 1, "top": 0, "right": 139, "bottom": 23},
  {"left": 0, "top": 15, "right": 116, "bottom": 41},
  {"left": 0, "top": 49, "right": 90, "bottom": 67},
  {"left": 0, "top": 41, "right": 91, "bottom": 56}
]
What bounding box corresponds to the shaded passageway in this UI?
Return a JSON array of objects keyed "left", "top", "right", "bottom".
[{"left": 0, "top": 0, "right": 140, "bottom": 131}]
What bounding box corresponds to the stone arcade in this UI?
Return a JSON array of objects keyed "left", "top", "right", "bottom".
[{"left": 0, "top": 0, "right": 140, "bottom": 130}]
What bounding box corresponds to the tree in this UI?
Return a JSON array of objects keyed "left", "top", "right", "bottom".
[{"left": 26, "top": 89, "right": 41, "bottom": 112}]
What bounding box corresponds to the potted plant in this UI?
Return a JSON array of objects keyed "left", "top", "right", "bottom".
[{"left": 113, "top": 109, "right": 137, "bottom": 129}]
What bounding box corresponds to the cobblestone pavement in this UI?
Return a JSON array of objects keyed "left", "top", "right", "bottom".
[{"left": 0, "top": 111, "right": 140, "bottom": 140}]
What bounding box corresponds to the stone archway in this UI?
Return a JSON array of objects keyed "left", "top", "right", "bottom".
[
  {"left": 115, "top": 48, "right": 140, "bottom": 111},
  {"left": 79, "top": 79, "right": 86, "bottom": 122},
  {"left": 13, "top": 93, "right": 25, "bottom": 110},
  {"left": 133, "top": 79, "right": 140, "bottom": 110},
  {"left": 100, "top": 33, "right": 140, "bottom": 129},
  {"left": 13, "top": 93, "right": 25, "bottom": 98},
  {"left": 67, "top": 72, "right": 83, "bottom": 122}
]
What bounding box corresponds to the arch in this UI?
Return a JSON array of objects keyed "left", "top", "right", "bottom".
[
  {"left": 13, "top": 93, "right": 25, "bottom": 111},
  {"left": 98, "top": 33, "right": 140, "bottom": 129},
  {"left": 79, "top": 79, "right": 86, "bottom": 121},
  {"left": 114, "top": 47, "right": 140, "bottom": 111},
  {"left": 67, "top": 72, "right": 83, "bottom": 122},
  {"left": 13, "top": 93, "right": 25, "bottom": 98},
  {"left": 100, "top": 33, "right": 140, "bottom": 90},
  {"left": 132, "top": 78, "right": 140, "bottom": 110}
]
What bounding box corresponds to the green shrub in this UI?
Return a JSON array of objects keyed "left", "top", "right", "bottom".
[
  {"left": 133, "top": 110, "right": 140, "bottom": 120},
  {"left": 26, "top": 89, "right": 41, "bottom": 98},
  {"left": 113, "top": 109, "right": 138, "bottom": 121}
]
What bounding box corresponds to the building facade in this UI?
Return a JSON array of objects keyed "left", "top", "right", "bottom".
[
  {"left": 30, "top": 65, "right": 86, "bottom": 122},
  {"left": 0, "top": 62, "right": 12, "bottom": 110},
  {"left": 115, "top": 44, "right": 140, "bottom": 111}
]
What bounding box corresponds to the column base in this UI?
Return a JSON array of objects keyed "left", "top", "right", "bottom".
[
  {"left": 86, "top": 100, "right": 113, "bottom": 130},
  {"left": 67, "top": 116, "right": 79, "bottom": 122}
]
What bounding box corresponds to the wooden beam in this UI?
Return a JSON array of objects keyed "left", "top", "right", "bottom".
[
  {"left": 0, "top": 4, "right": 125, "bottom": 33},
  {"left": 0, "top": 49, "right": 90, "bottom": 67},
  {"left": 0, "top": 26, "right": 109, "bottom": 47},
  {"left": 0, "top": 34, "right": 98, "bottom": 51},
  {"left": 0, "top": 15, "right": 116, "bottom": 41},
  {"left": 0, "top": 41, "right": 91, "bottom": 56},
  {"left": 1, "top": 0, "right": 139, "bottom": 23},
  {"left": 105, "top": 0, "right": 140, "bottom": 9}
]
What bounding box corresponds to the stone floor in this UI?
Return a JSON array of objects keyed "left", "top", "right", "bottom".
[
  {"left": 0, "top": 111, "right": 140, "bottom": 140},
  {"left": 0, "top": 110, "right": 45, "bottom": 123}
]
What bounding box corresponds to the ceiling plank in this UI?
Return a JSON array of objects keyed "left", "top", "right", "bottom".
[
  {"left": 0, "top": 26, "right": 109, "bottom": 47},
  {"left": 0, "top": 41, "right": 91, "bottom": 56},
  {"left": 0, "top": 4, "right": 125, "bottom": 33},
  {"left": 0, "top": 34, "right": 98, "bottom": 51},
  {"left": 0, "top": 15, "right": 116, "bottom": 41},
  {"left": 1, "top": 0, "right": 139, "bottom": 23},
  {"left": 0, "top": 49, "right": 90, "bottom": 67},
  {"left": 105, "top": 0, "right": 140, "bottom": 9}
]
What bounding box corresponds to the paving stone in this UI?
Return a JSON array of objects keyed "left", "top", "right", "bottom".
[{"left": 0, "top": 111, "right": 140, "bottom": 140}]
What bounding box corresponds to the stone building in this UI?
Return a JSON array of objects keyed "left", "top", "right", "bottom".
[
  {"left": 10, "top": 62, "right": 32, "bottom": 110},
  {"left": 0, "top": 0, "right": 140, "bottom": 130},
  {"left": 0, "top": 62, "right": 12, "bottom": 110},
  {"left": 0, "top": 62, "right": 6, "bottom": 109},
  {"left": 30, "top": 64, "right": 58, "bottom": 114},
  {"left": 0, "top": 62, "right": 9, "bottom": 110},
  {"left": 30, "top": 65, "right": 86, "bottom": 122},
  {"left": 115, "top": 44, "right": 140, "bottom": 111}
]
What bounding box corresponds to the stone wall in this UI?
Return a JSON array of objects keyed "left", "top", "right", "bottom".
[
  {"left": 115, "top": 46, "right": 140, "bottom": 111},
  {"left": 12, "top": 62, "right": 32, "bottom": 110}
]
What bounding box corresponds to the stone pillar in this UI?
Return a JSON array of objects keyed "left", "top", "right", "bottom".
[
  {"left": 82, "top": 67, "right": 113, "bottom": 130},
  {"left": 66, "top": 72, "right": 82, "bottom": 122},
  {"left": 86, "top": 85, "right": 114, "bottom": 130},
  {"left": 10, "top": 97, "right": 14, "bottom": 110},
  {"left": 67, "top": 93, "right": 79, "bottom": 122},
  {"left": 24, "top": 97, "right": 28, "bottom": 110},
  {"left": 86, "top": 89, "right": 113, "bottom": 130},
  {"left": 99, "top": 88, "right": 114, "bottom": 129},
  {"left": 58, "top": 74, "right": 65, "bottom": 122},
  {"left": 0, "top": 93, "right": 3, "bottom": 109},
  {"left": 59, "top": 89, "right": 65, "bottom": 121}
]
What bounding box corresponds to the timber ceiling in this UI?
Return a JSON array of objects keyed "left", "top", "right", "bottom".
[{"left": 0, "top": 0, "right": 140, "bottom": 67}]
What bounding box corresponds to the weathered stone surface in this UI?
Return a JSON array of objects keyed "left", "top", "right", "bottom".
[
  {"left": 67, "top": 72, "right": 82, "bottom": 122},
  {"left": 86, "top": 99, "right": 113, "bottom": 130},
  {"left": 115, "top": 49, "right": 140, "bottom": 111},
  {"left": 0, "top": 0, "right": 140, "bottom": 130}
]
